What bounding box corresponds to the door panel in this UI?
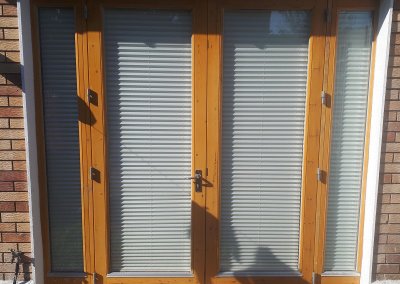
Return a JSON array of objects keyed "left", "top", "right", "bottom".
[
  {"left": 87, "top": 0, "right": 207, "bottom": 283},
  {"left": 324, "top": 11, "right": 374, "bottom": 272},
  {"left": 206, "top": 1, "right": 327, "bottom": 283},
  {"left": 31, "top": 1, "right": 92, "bottom": 283},
  {"left": 220, "top": 10, "right": 311, "bottom": 274},
  {"left": 315, "top": 1, "right": 377, "bottom": 283},
  {"left": 104, "top": 9, "right": 193, "bottom": 274},
  {"left": 38, "top": 7, "right": 84, "bottom": 272}
]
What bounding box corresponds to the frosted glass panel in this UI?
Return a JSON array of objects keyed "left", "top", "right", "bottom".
[
  {"left": 104, "top": 9, "right": 193, "bottom": 273},
  {"left": 39, "top": 8, "right": 83, "bottom": 272},
  {"left": 324, "top": 12, "right": 373, "bottom": 272},
  {"left": 220, "top": 11, "right": 310, "bottom": 274}
]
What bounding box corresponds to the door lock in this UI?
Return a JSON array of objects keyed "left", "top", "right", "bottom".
[{"left": 188, "top": 170, "right": 203, "bottom": 192}]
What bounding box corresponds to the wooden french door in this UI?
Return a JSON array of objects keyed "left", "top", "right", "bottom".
[
  {"left": 87, "top": 0, "right": 207, "bottom": 283},
  {"left": 205, "top": 1, "right": 326, "bottom": 283},
  {"left": 31, "top": 0, "right": 377, "bottom": 283}
]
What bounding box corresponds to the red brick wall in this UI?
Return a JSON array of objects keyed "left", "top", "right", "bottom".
[
  {"left": 0, "top": 0, "right": 31, "bottom": 281},
  {"left": 374, "top": 4, "right": 400, "bottom": 281}
]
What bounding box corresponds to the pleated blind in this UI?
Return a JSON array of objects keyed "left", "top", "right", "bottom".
[
  {"left": 104, "top": 10, "right": 193, "bottom": 273},
  {"left": 324, "top": 12, "right": 373, "bottom": 272},
  {"left": 220, "top": 11, "right": 310, "bottom": 274},
  {"left": 38, "top": 8, "right": 83, "bottom": 272}
]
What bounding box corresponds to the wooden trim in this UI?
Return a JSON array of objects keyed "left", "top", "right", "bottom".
[
  {"left": 87, "top": 1, "right": 110, "bottom": 281},
  {"left": 205, "top": 1, "right": 327, "bottom": 283},
  {"left": 357, "top": 6, "right": 378, "bottom": 274},
  {"left": 192, "top": 1, "right": 208, "bottom": 283},
  {"left": 100, "top": 0, "right": 194, "bottom": 9},
  {"left": 298, "top": 1, "right": 327, "bottom": 282},
  {"left": 30, "top": 0, "right": 91, "bottom": 283},
  {"left": 79, "top": 1, "right": 96, "bottom": 282},
  {"left": 105, "top": 278, "right": 196, "bottom": 284},
  {"left": 30, "top": 2, "right": 49, "bottom": 279},
  {"left": 215, "top": 0, "right": 315, "bottom": 9},
  {"left": 314, "top": 0, "right": 378, "bottom": 280},
  {"left": 209, "top": 276, "right": 309, "bottom": 284},
  {"left": 314, "top": 0, "right": 335, "bottom": 277},
  {"left": 205, "top": 0, "right": 222, "bottom": 282},
  {"left": 321, "top": 275, "right": 360, "bottom": 284}
]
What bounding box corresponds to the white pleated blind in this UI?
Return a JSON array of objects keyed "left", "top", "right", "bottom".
[
  {"left": 220, "top": 11, "right": 310, "bottom": 274},
  {"left": 104, "top": 10, "right": 193, "bottom": 273},
  {"left": 38, "top": 8, "right": 83, "bottom": 272},
  {"left": 324, "top": 12, "right": 373, "bottom": 272}
]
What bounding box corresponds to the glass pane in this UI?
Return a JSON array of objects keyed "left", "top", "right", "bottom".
[
  {"left": 38, "top": 8, "right": 84, "bottom": 272},
  {"left": 324, "top": 11, "right": 373, "bottom": 272},
  {"left": 104, "top": 9, "right": 193, "bottom": 273},
  {"left": 220, "top": 11, "right": 311, "bottom": 274}
]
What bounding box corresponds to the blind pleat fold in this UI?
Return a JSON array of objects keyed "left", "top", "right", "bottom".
[
  {"left": 220, "top": 11, "right": 310, "bottom": 274},
  {"left": 324, "top": 12, "right": 373, "bottom": 272},
  {"left": 38, "top": 8, "right": 83, "bottom": 272},
  {"left": 104, "top": 10, "right": 193, "bottom": 273}
]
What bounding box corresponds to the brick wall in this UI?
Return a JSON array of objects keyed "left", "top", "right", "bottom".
[
  {"left": 0, "top": 0, "right": 31, "bottom": 281},
  {"left": 374, "top": 3, "right": 400, "bottom": 281}
]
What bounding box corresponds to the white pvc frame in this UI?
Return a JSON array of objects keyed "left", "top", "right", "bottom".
[{"left": 361, "top": 0, "right": 393, "bottom": 283}]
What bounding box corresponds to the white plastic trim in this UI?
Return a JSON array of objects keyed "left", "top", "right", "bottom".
[
  {"left": 361, "top": 0, "right": 394, "bottom": 283},
  {"left": 17, "top": 1, "right": 44, "bottom": 284}
]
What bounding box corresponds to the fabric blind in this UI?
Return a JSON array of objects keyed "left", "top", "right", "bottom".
[
  {"left": 220, "top": 11, "right": 310, "bottom": 274},
  {"left": 104, "top": 10, "right": 193, "bottom": 273},
  {"left": 38, "top": 8, "right": 83, "bottom": 272},
  {"left": 324, "top": 12, "right": 373, "bottom": 272}
]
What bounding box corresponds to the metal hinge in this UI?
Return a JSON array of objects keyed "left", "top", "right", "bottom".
[
  {"left": 321, "top": 91, "right": 327, "bottom": 106},
  {"left": 83, "top": 3, "right": 88, "bottom": 20},
  {"left": 87, "top": 88, "right": 98, "bottom": 105},
  {"left": 317, "top": 168, "right": 322, "bottom": 182},
  {"left": 90, "top": 167, "right": 100, "bottom": 182},
  {"left": 312, "top": 272, "right": 316, "bottom": 284},
  {"left": 93, "top": 272, "right": 97, "bottom": 284}
]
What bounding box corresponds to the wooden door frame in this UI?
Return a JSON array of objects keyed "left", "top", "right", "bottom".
[
  {"left": 314, "top": 0, "right": 378, "bottom": 283},
  {"left": 29, "top": 0, "right": 379, "bottom": 283},
  {"left": 205, "top": 1, "right": 328, "bottom": 283},
  {"left": 30, "top": 0, "right": 93, "bottom": 283},
  {"left": 86, "top": 0, "right": 208, "bottom": 283}
]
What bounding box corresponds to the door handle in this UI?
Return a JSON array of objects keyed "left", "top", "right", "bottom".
[{"left": 187, "top": 170, "right": 202, "bottom": 192}]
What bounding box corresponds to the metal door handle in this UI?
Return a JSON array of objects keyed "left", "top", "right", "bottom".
[{"left": 187, "top": 170, "right": 202, "bottom": 192}]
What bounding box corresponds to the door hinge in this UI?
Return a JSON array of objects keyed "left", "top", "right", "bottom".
[
  {"left": 90, "top": 167, "right": 100, "bottom": 182},
  {"left": 83, "top": 3, "right": 88, "bottom": 20},
  {"left": 321, "top": 91, "right": 327, "bottom": 106},
  {"left": 87, "top": 88, "right": 98, "bottom": 105},
  {"left": 317, "top": 167, "right": 323, "bottom": 182},
  {"left": 312, "top": 272, "right": 316, "bottom": 284}
]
